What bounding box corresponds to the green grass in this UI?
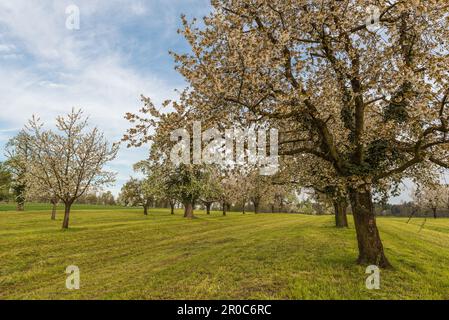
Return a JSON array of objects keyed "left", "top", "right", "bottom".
[{"left": 1, "top": 207, "right": 448, "bottom": 300}]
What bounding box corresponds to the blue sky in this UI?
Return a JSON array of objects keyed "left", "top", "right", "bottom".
[
  {"left": 0, "top": 0, "right": 419, "bottom": 203},
  {"left": 0, "top": 0, "right": 211, "bottom": 196}
]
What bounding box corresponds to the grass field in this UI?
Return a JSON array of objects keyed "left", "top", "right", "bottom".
[{"left": 1, "top": 206, "right": 449, "bottom": 300}]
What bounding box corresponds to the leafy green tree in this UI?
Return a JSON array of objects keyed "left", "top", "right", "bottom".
[
  {"left": 0, "top": 162, "right": 12, "bottom": 202},
  {"left": 120, "top": 178, "right": 153, "bottom": 215},
  {"left": 166, "top": 164, "right": 205, "bottom": 218},
  {"left": 133, "top": 160, "right": 179, "bottom": 214},
  {"left": 200, "top": 166, "right": 223, "bottom": 215},
  {"left": 4, "top": 131, "right": 32, "bottom": 211},
  {"left": 99, "top": 191, "right": 116, "bottom": 206}
]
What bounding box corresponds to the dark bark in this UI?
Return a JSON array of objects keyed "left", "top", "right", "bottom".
[
  {"left": 222, "top": 201, "right": 226, "bottom": 216},
  {"left": 253, "top": 201, "right": 260, "bottom": 214},
  {"left": 432, "top": 208, "right": 437, "bottom": 219},
  {"left": 62, "top": 202, "right": 72, "bottom": 229},
  {"left": 17, "top": 202, "right": 24, "bottom": 211},
  {"left": 206, "top": 202, "right": 211, "bottom": 215},
  {"left": 170, "top": 201, "right": 175, "bottom": 215},
  {"left": 184, "top": 202, "right": 194, "bottom": 218},
  {"left": 333, "top": 197, "right": 348, "bottom": 228},
  {"left": 143, "top": 199, "right": 152, "bottom": 215},
  {"left": 271, "top": 204, "right": 275, "bottom": 213},
  {"left": 51, "top": 201, "right": 57, "bottom": 220},
  {"left": 349, "top": 188, "right": 391, "bottom": 268}
]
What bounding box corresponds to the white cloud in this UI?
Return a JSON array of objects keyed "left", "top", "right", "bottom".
[
  {"left": 0, "top": 44, "right": 16, "bottom": 52},
  {"left": 0, "top": 0, "right": 185, "bottom": 195},
  {"left": 130, "top": 2, "right": 148, "bottom": 16}
]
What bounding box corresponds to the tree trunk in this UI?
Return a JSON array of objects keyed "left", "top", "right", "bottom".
[
  {"left": 222, "top": 201, "right": 226, "bottom": 216},
  {"left": 254, "top": 201, "right": 260, "bottom": 214},
  {"left": 184, "top": 202, "right": 194, "bottom": 218},
  {"left": 17, "top": 202, "right": 24, "bottom": 211},
  {"left": 432, "top": 208, "right": 437, "bottom": 219},
  {"left": 62, "top": 202, "right": 72, "bottom": 229},
  {"left": 206, "top": 202, "right": 211, "bottom": 215},
  {"left": 242, "top": 203, "right": 246, "bottom": 214},
  {"left": 170, "top": 201, "right": 175, "bottom": 215},
  {"left": 333, "top": 197, "right": 348, "bottom": 228},
  {"left": 271, "top": 204, "right": 275, "bottom": 213},
  {"left": 51, "top": 201, "right": 57, "bottom": 220},
  {"left": 143, "top": 205, "right": 148, "bottom": 216},
  {"left": 349, "top": 188, "right": 390, "bottom": 268}
]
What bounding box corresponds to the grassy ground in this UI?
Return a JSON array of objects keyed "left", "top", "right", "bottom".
[{"left": 1, "top": 207, "right": 448, "bottom": 300}]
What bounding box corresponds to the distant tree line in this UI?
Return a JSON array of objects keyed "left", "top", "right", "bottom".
[
  {"left": 72, "top": 191, "right": 116, "bottom": 206},
  {"left": 118, "top": 162, "right": 300, "bottom": 217},
  {"left": 376, "top": 202, "right": 449, "bottom": 218}
]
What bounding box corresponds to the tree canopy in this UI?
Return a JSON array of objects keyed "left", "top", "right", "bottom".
[
  {"left": 25, "top": 109, "right": 118, "bottom": 228},
  {"left": 124, "top": 1, "right": 449, "bottom": 267}
]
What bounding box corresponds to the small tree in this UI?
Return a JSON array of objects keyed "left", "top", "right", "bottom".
[
  {"left": 85, "top": 193, "right": 100, "bottom": 205},
  {"left": 247, "top": 172, "right": 274, "bottom": 214},
  {"left": 200, "top": 166, "right": 222, "bottom": 215},
  {"left": 268, "top": 184, "right": 295, "bottom": 214},
  {"left": 99, "top": 191, "right": 116, "bottom": 206},
  {"left": 120, "top": 178, "right": 153, "bottom": 215},
  {"left": 25, "top": 178, "right": 59, "bottom": 220},
  {"left": 234, "top": 171, "right": 250, "bottom": 214},
  {"left": 134, "top": 160, "right": 175, "bottom": 214},
  {"left": 26, "top": 109, "right": 118, "bottom": 229},
  {"left": 166, "top": 164, "right": 205, "bottom": 218},
  {"left": 4, "top": 131, "right": 32, "bottom": 211},
  {"left": 415, "top": 185, "right": 446, "bottom": 219},
  {"left": 162, "top": 172, "right": 178, "bottom": 215},
  {"left": 218, "top": 174, "right": 238, "bottom": 216},
  {"left": 0, "top": 162, "right": 12, "bottom": 202},
  {"left": 160, "top": 164, "right": 179, "bottom": 215}
]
